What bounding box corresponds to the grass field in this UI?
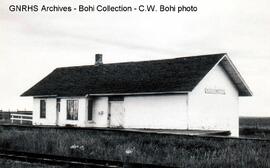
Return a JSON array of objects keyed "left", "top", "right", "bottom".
[
  {"left": 240, "top": 117, "right": 270, "bottom": 129},
  {"left": 239, "top": 117, "right": 270, "bottom": 139},
  {"left": 0, "top": 117, "right": 269, "bottom": 167},
  {"left": 0, "top": 125, "right": 270, "bottom": 167}
]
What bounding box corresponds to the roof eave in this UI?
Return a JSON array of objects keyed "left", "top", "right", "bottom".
[
  {"left": 21, "top": 94, "right": 58, "bottom": 98},
  {"left": 87, "top": 91, "right": 189, "bottom": 97},
  {"left": 220, "top": 55, "right": 252, "bottom": 96}
]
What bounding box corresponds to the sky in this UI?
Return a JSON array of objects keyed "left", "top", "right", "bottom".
[{"left": 0, "top": 0, "right": 270, "bottom": 116}]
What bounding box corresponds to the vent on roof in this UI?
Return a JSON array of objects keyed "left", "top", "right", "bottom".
[{"left": 95, "top": 54, "right": 103, "bottom": 65}]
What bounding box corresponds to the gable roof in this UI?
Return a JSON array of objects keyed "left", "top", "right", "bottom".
[{"left": 21, "top": 53, "right": 252, "bottom": 97}]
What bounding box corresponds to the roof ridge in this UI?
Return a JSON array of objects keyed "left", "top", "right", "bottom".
[{"left": 56, "top": 53, "right": 227, "bottom": 70}]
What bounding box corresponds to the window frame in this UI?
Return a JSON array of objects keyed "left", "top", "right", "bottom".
[
  {"left": 88, "top": 98, "right": 93, "bottom": 121},
  {"left": 40, "top": 99, "right": 46, "bottom": 118},
  {"left": 66, "top": 99, "right": 79, "bottom": 120},
  {"left": 56, "top": 98, "right": 61, "bottom": 113}
]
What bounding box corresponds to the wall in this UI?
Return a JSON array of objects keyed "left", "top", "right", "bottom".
[
  {"left": 33, "top": 97, "right": 109, "bottom": 127},
  {"left": 54, "top": 95, "right": 188, "bottom": 129},
  {"left": 188, "top": 64, "right": 239, "bottom": 136},
  {"left": 58, "top": 97, "right": 87, "bottom": 127},
  {"left": 91, "top": 97, "right": 109, "bottom": 127},
  {"left": 123, "top": 94, "right": 188, "bottom": 129},
  {"left": 33, "top": 98, "right": 57, "bottom": 125}
]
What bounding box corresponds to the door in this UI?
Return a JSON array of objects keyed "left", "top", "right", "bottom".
[{"left": 109, "top": 101, "right": 124, "bottom": 128}]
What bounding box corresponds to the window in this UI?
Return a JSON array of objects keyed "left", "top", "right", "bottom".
[
  {"left": 67, "top": 100, "right": 78, "bottom": 120},
  {"left": 40, "top": 100, "right": 46, "bottom": 118},
  {"left": 88, "top": 98, "right": 93, "bottom": 121},
  {"left": 56, "top": 98, "right": 61, "bottom": 112}
]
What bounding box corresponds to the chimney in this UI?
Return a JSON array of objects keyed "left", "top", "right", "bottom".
[{"left": 95, "top": 54, "right": 103, "bottom": 65}]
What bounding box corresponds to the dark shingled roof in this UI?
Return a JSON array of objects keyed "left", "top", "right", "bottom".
[{"left": 21, "top": 53, "right": 248, "bottom": 97}]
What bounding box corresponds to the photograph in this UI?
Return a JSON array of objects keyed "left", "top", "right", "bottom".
[{"left": 0, "top": 0, "right": 270, "bottom": 167}]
